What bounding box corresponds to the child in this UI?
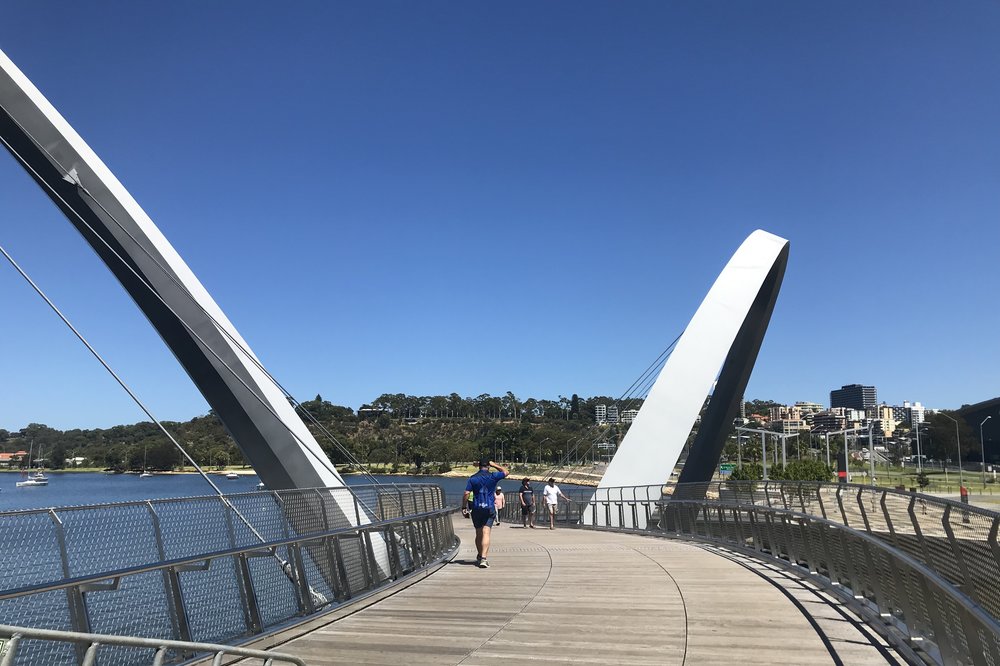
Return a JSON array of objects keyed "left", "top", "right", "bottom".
[{"left": 494, "top": 486, "right": 505, "bottom": 526}]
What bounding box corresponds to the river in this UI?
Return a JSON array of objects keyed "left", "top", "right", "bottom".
[{"left": 0, "top": 471, "right": 589, "bottom": 511}]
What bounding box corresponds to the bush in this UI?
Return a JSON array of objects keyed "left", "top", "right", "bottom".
[
  {"left": 915, "top": 470, "right": 930, "bottom": 489},
  {"left": 729, "top": 463, "right": 764, "bottom": 481},
  {"left": 782, "top": 459, "right": 834, "bottom": 482}
]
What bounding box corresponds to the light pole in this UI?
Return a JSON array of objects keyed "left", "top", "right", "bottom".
[
  {"left": 980, "top": 416, "right": 992, "bottom": 489},
  {"left": 773, "top": 432, "right": 798, "bottom": 468},
  {"left": 737, "top": 427, "right": 772, "bottom": 480},
  {"left": 538, "top": 438, "right": 550, "bottom": 466},
  {"left": 827, "top": 427, "right": 863, "bottom": 479},
  {"left": 868, "top": 422, "right": 875, "bottom": 486},
  {"left": 914, "top": 421, "right": 923, "bottom": 473},
  {"left": 940, "top": 413, "right": 964, "bottom": 491}
]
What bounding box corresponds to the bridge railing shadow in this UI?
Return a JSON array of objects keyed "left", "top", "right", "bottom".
[
  {"left": 503, "top": 481, "right": 1000, "bottom": 666},
  {"left": 0, "top": 483, "right": 457, "bottom": 666}
]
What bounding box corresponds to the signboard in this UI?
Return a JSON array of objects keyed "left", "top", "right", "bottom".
[{"left": 720, "top": 463, "right": 736, "bottom": 476}]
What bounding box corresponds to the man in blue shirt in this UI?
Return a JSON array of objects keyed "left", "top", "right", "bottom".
[{"left": 462, "top": 457, "right": 508, "bottom": 568}]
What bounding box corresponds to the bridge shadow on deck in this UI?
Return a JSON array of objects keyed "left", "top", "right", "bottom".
[{"left": 250, "top": 517, "right": 905, "bottom": 665}]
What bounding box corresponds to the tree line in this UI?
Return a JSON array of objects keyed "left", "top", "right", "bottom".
[{"left": 0, "top": 392, "right": 644, "bottom": 472}]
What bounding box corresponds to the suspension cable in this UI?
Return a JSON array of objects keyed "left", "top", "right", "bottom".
[
  {"left": 0, "top": 111, "right": 378, "bottom": 488},
  {"left": 0, "top": 241, "right": 332, "bottom": 602}
]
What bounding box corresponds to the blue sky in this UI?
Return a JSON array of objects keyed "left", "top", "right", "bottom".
[{"left": 2, "top": 2, "right": 999, "bottom": 430}]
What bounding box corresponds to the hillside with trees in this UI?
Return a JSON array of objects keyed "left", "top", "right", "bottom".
[{"left": 0, "top": 392, "right": 648, "bottom": 473}]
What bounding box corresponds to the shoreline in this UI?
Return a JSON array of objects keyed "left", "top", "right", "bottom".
[{"left": 0, "top": 466, "right": 604, "bottom": 486}]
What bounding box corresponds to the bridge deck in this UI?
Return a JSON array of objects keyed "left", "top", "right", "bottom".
[{"left": 262, "top": 517, "right": 905, "bottom": 665}]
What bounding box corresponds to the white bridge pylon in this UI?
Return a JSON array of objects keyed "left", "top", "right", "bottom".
[{"left": 588, "top": 230, "right": 789, "bottom": 525}]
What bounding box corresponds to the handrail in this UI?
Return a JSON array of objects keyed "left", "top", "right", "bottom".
[
  {"left": 0, "top": 482, "right": 443, "bottom": 518},
  {"left": 0, "top": 623, "right": 306, "bottom": 666},
  {"left": 0, "top": 507, "right": 455, "bottom": 603},
  {"left": 0, "top": 483, "right": 458, "bottom": 666}
]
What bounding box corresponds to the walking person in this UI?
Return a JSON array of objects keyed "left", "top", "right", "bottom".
[
  {"left": 462, "top": 458, "right": 508, "bottom": 568},
  {"left": 494, "top": 486, "right": 505, "bottom": 526},
  {"left": 519, "top": 478, "right": 536, "bottom": 528},
  {"left": 543, "top": 477, "right": 569, "bottom": 530}
]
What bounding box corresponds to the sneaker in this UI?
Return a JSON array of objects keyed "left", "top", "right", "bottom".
[{"left": 478, "top": 559, "right": 490, "bottom": 569}]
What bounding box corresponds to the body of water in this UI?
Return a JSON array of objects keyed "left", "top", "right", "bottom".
[{"left": 0, "top": 471, "right": 588, "bottom": 512}]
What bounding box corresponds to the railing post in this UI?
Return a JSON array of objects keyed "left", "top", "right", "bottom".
[
  {"left": 48, "top": 510, "right": 90, "bottom": 664},
  {"left": 220, "top": 496, "right": 260, "bottom": 635},
  {"left": 855, "top": 486, "right": 872, "bottom": 533},
  {"left": 313, "top": 489, "right": 345, "bottom": 601},
  {"left": 941, "top": 505, "right": 978, "bottom": 602},
  {"left": 330, "top": 536, "right": 352, "bottom": 599},
  {"left": 145, "top": 501, "right": 193, "bottom": 646},
  {"left": 817, "top": 522, "right": 840, "bottom": 585},
  {"left": 906, "top": 495, "right": 933, "bottom": 570},
  {"left": 835, "top": 485, "right": 850, "bottom": 527},
  {"left": 289, "top": 543, "right": 315, "bottom": 615},
  {"left": 815, "top": 483, "right": 828, "bottom": 520},
  {"left": 236, "top": 553, "right": 264, "bottom": 634}
]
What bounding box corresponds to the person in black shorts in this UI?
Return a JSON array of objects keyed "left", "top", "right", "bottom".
[
  {"left": 519, "top": 478, "right": 535, "bottom": 528},
  {"left": 461, "top": 458, "right": 509, "bottom": 568}
]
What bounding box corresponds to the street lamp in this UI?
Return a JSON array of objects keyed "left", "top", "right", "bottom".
[
  {"left": 826, "top": 427, "right": 863, "bottom": 480},
  {"left": 980, "top": 416, "right": 992, "bottom": 489},
  {"left": 736, "top": 426, "right": 771, "bottom": 480},
  {"left": 939, "top": 413, "right": 964, "bottom": 491},
  {"left": 538, "top": 438, "right": 550, "bottom": 466},
  {"left": 773, "top": 432, "right": 798, "bottom": 468}
]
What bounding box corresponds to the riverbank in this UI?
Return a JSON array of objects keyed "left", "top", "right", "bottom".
[{"left": 1, "top": 464, "right": 606, "bottom": 486}]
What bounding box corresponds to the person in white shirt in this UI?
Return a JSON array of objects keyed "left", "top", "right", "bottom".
[{"left": 542, "top": 477, "right": 569, "bottom": 530}]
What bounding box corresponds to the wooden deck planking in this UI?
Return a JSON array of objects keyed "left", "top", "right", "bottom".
[{"left": 262, "top": 517, "right": 904, "bottom": 665}]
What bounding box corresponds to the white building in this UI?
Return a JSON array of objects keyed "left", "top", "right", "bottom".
[
  {"left": 904, "top": 401, "right": 926, "bottom": 426},
  {"left": 595, "top": 404, "right": 607, "bottom": 424}
]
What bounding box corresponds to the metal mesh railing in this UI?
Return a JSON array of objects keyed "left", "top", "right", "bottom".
[
  {"left": 554, "top": 481, "right": 1000, "bottom": 666},
  {"left": 0, "top": 622, "right": 306, "bottom": 666},
  {"left": 0, "top": 484, "right": 456, "bottom": 666}
]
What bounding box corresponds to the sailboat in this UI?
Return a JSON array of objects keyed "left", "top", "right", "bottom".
[
  {"left": 16, "top": 441, "right": 48, "bottom": 487},
  {"left": 140, "top": 442, "right": 153, "bottom": 477}
]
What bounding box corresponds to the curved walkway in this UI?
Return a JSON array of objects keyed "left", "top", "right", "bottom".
[{"left": 267, "top": 517, "right": 905, "bottom": 665}]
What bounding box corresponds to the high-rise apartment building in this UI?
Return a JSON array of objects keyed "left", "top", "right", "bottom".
[
  {"left": 607, "top": 405, "right": 619, "bottom": 424},
  {"left": 830, "top": 384, "right": 877, "bottom": 411},
  {"left": 595, "top": 404, "right": 607, "bottom": 424},
  {"left": 904, "top": 401, "right": 925, "bottom": 426}
]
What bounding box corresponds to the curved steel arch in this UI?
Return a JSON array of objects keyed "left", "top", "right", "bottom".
[
  {"left": 597, "top": 230, "right": 789, "bottom": 493},
  {"left": 0, "top": 48, "right": 343, "bottom": 494}
]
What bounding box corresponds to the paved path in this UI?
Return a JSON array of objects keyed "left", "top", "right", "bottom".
[{"left": 266, "top": 517, "right": 905, "bottom": 665}]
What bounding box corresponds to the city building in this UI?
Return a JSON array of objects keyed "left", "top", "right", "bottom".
[
  {"left": 830, "top": 384, "right": 877, "bottom": 411},
  {"left": 621, "top": 409, "right": 639, "bottom": 424},
  {"left": 771, "top": 419, "right": 807, "bottom": 435},
  {"left": 607, "top": 405, "right": 619, "bottom": 423},
  {"left": 903, "top": 401, "right": 926, "bottom": 426},
  {"left": 811, "top": 411, "right": 846, "bottom": 433},
  {"left": 872, "top": 405, "right": 896, "bottom": 437},
  {"left": 595, "top": 404, "right": 607, "bottom": 424}
]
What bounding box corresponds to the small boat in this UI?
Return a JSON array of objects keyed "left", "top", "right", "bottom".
[
  {"left": 225, "top": 472, "right": 239, "bottom": 479},
  {"left": 139, "top": 471, "right": 153, "bottom": 478},
  {"left": 256, "top": 482, "right": 266, "bottom": 490},
  {"left": 16, "top": 477, "right": 47, "bottom": 487}
]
